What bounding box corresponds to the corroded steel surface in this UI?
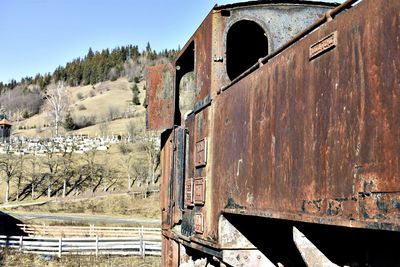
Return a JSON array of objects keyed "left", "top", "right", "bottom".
[
  {"left": 160, "top": 130, "right": 173, "bottom": 230},
  {"left": 152, "top": 0, "right": 399, "bottom": 265},
  {"left": 211, "top": 0, "right": 399, "bottom": 231},
  {"left": 146, "top": 63, "right": 175, "bottom": 130},
  {"left": 195, "top": 14, "right": 213, "bottom": 103}
]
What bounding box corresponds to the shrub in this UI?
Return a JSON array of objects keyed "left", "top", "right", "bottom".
[
  {"left": 78, "top": 104, "right": 87, "bottom": 111},
  {"left": 22, "top": 110, "right": 30, "bottom": 119},
  {"left": 131, "top": 83, "right": 140, "bottom": 105},
  {"left": 107, "top": 106, "right": 120, "bottom": 121},
  {"left": 88, "top": 90, "right": 96, "bottom": 97},
  {"left": 76, "top": 92, "right": 84, "bottom": 100},
  {"left": 74, "top": 115, "right": 96, "bottom": 129},
  {"left": 63, "top": 112, "right": 76, "bottom": 130},
  {"left": 134, "top": 76, "right": 140, "bottom": 83},
  {"left": 133, "top": 95, "right": 140, "bottom": 105}
]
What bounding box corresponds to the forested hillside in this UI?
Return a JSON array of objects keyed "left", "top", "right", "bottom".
[
  {"left": 0, "top": 43, "right": 177, "bottom": 122},
  {"left": 0, "top": 43, "right": 176, "bottom": 90}
]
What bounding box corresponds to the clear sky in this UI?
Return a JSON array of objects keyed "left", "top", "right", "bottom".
[{"left": 0, "top": 0, "right": 342, "bottom": 83}]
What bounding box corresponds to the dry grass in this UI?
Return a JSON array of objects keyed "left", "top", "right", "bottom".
[
  {"left": 72, "top": 116, "right": 145, "bottom": 137},
  {"left": 13, "top": 77, "right": 146, "bottom": 138},
  {"left": 10, "top": 193, "right": 160, "bottom": 220},
  {"left": 0, "top": 249, "right": 160, "bottom": 267},
  {"left": 0, "top": 140, "right": 153, "bottom": 204}
]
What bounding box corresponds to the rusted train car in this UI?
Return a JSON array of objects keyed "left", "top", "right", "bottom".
[{"left": 146, "top": 0, "right": 399, "bottom": 266}]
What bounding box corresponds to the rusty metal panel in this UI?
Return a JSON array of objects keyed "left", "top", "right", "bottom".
[
  {"left": 195, "top": 138, "right": 207, "bottom": 168},
  {"left": 162, "top": 237, "right": 180, "bottom": 267},
  {"left": 194, "top": 212, "right": 204, "bottom": 233},
  {"left": 195, "top": 110, "right": 207, "bottom": 141},
  {"left": 160, "top": 130, "right": 173, "bottom": 230},
  {"left": 211, "top": 0, "right": 399, "bottom": 232},
  {"left": 194, "top": 177, "right": 206, "bottom": 205},
  {"left": 195, "top": 13, "right": 213, "bottom": 103},
  {"left": 146, "top": 63, "right": 175, "bottom": 130},
  {"left": 185, "top": 178, "right": 193, "bottom": 207},
  {"left": 309, "top": 31, "right": 337, "bottom": 60}
]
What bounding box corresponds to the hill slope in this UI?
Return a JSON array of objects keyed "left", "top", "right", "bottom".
[{"left": 13, "top": 77, "right": 146, "bottom": 138}]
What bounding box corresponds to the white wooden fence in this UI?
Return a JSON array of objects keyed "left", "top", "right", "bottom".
[
  {"left": 17, "top": 224, "right": 161, "bottom": 239},
  {"left": 0, "top": 235, "right": 161, "bottom": 257}
]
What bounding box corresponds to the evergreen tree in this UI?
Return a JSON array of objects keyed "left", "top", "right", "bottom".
[
  {"left": 87, "top": 47, "right": 94, "bottom": 59},
  {"left": 131, "top": 83, "right": 140, "bottom": 105},
  {"left": 63, "top": 112, "right": 75, "bottom": 130}
]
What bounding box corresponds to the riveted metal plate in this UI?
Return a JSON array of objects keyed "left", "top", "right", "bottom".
[
  {"left": 194, "top": 212, "right": 204, "bottom": 234},
  {"left": 194, "top": 177, "right": 206, "bottom": 205},
  {"left": 309, "top": 31, "right": 337, "bottom": 60},
  {"left": 195, "top": 138, "right": 207, "bottom": 167},
  {"left": 185, "top": 178, "right": 193, "bottom": 207}
]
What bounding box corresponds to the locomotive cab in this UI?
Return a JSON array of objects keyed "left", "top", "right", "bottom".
[{"left": 146, "top": 0, "right": 400, "bottom": 266}]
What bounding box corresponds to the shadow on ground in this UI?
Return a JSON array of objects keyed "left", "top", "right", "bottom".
[{"left": 0, "top": 211, "right": 25, "bottom": 236}]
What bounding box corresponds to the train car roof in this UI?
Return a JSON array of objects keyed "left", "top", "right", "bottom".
[{"left": 214, "top": 0, "right": 340, "bottom": 10}]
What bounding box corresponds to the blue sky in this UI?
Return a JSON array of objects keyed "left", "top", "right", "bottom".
[{"left": 0, "top": 0, "right": 342, "bottom": 83}]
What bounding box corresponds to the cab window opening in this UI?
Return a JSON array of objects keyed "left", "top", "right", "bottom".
[
  {"left": 226, "top": 20, "right": 268, "bottom": 80},
  {"left": 175, "top": 41, "right": 195, "bottom": 125}
]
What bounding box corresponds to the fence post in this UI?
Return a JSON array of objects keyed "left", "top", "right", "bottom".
[
  {"left": 58, "top": 237, "right": 62, "bottom": 258},
  {"left": 95, "top": 235, "right": 99, "bottom": 257},
  {"left": 140, "top": 226, "right": 144, "bottom": 258},
  {"left": 19, "top": 236, "right": 23, "bottom": 252}
]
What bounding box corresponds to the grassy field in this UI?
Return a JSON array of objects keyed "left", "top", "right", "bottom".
[
  {"left": 6, "top": 193, "right": 160, "bottom": 221},
  {"left": 0, "top": 250, "right": 160, "bottom": 267},
  {"left": 12, "top": 77, "right": 146, "bottom": 138},
  {"left": 0, "top": 141, "right": 155, "bottom": 204},
  {"left": 0, "top": 75, "right": 161, "bottom": 225},
  {"left": 0, "top": 72, "right": 163, "bottom": 266}
]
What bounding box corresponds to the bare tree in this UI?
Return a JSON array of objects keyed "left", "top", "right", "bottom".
[
  {"left": 99, "top": 121, "right": 109, "bottom": 138},
  {"left": 81, "top": 149, "right": 103, "bottom": 194},
  {"left": 126, "top": 120, "right": 137, "bottom": 143},
  {"left": 141, "top": 131, "right": 160, "bottom": 185},
  {"left": 41, "top": 140, "right": 61, "bottom": 198},
  {"left": 14, "top": 141, "right": 25, "bottom": 201},
  {"left": 107, "top": 105, "right": 120, "bottom": 121},
  {"left": 123, "top": 59, "right": 141, "bottom": 82},
  {"left": 0, "top": 86, "right": 43, "bottom": 121},
  {"left": 132, "top": 158, "right": 147, "bottom": 191},
  {"left": 60, "top": 142, "right": 75, "bottom": 197},
  {"left": 0, "top": 144, "right": 18, "bottom": 203},
  {"left": 44, "top": 81, "right": 69, "bottom": 136},
  {"left": 30, "top": 152, "right": 38, "bottom": 200},
  {"left": 118, "top": 143, "right": 134, "bottom": 191},
  {"left": 101, "top": 150, "right": 119, "bottom": 192}
]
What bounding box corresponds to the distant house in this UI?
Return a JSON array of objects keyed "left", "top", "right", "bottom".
[{"left": 0, "top": 115, "right": 12, "bottom": 143}]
